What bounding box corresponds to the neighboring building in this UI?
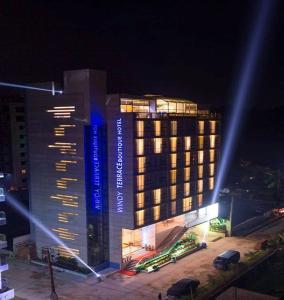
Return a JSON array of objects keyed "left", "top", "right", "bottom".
[
  {"left": 0, "top": 95, "right": 28, "bottom": 190},
  {"left": 0, "top": 173, "right": 15, "bottom": 299},
  {"left": 27, "top": 69, "right": 220, "bottom": 270}
]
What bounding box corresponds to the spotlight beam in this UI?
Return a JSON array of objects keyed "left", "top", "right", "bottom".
[
  {"left": 0, "top": 81, "right": 63, "bottom": 94},
  {"left": 212, "top": 0, "right": 276, "bottom": 203}
]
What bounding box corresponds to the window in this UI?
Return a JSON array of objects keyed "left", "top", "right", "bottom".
[
  {"left": 171, "top": 201, "right": 176, "bottom": 215},
  {"left": 16, "top": 116, "right": 25, "bottom": 122},
  {"left": 209, "top": 150, "right": 215, "bottom": 162},
  {"left": 185, "top": 152, "right": 190, "bottom": 166},
  {"left": 21, "top": 169, "right": 26, "bottom": 175},
  {"left": 154, "top": 120, "right": 161, "bottom": 137},
  {"left": 153, "top": 188, "right": 161, "bottom": 205},
  {"left": 170, "top": 137, "right": 177, "bottom": 152},
  {"left": 136, "top": 175, "right": 144, "bottom": 191},
  {"left": 136, "top": 210, "right": 144, "bottom": 226},
  {"left": 153, "top": 205, "right": 160, "bottom": 221},
  {"left": 198, "top": 165, "right": 203, "bottom": 178},
  {"left": 198, "top": 120, "right": 204, "bottom": 134},
  {"left": 136, "top": 121, "right": 144, "bottom": 137},
  {"left": 184, "top": 182, "right": 190, "bottom": 196},
  {"left": 197, "top": 194, "right": 203, "bottom": 207},
  {"left": 171, "top": 153, "right": 177, "bottom": 168},
  {"left": 136, "top": 139, "right": 144, "bottom": 155},
  {"left": 15, "top": 107, "right": 24, "bottom": 113},
  {"left": 184, "top": 136, "right": 191, "bottom": 151},
  {"left": 153, "top": 138, "right": 162, "bottom": 154},
  {"left": 198, "top": 150, "right": 204, "bottom": 164},
  {"left": 183, "top": 197, "right": 192, "bottom": 212},
  {"left": 209, "top": 177, "right": 214, "bottom": 190},
  {"left": 171, "top": 121, "right": 177, "bottom": 135},
  {"left": 184, "top": 167, "right": 190, "bottom": 181},
  {"left": 209, "top": 163, "right": 215, "bottom": 176},
  {"left": 210, "top": 135, "right": 216, "bottom": 148},
  {"left": 198, "top": 180, "right": 203, "bottom": 193},
  {"left": 198, "top": 136, "right": 204, "bottom": 149},
  {"left": 171, "top": 169, "right": 177, "bottom": 184},
  {"left": 170, "top": 185, "right": 176, "bottom": 200},
  {"left": 210, "top": 120, "right": 216, "bottom": 134},
  {"left": 137, "top": 157, "right": 146, "bottom": 174},
  {"left": 136, "top": 193, "right": 144, "bottom": 209}
]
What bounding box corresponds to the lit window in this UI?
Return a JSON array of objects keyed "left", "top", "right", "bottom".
[
  {"left": 183, "top": 197, "right": 192, "bottom": 212},
  {"left": 21, "top": 169, "right": 26, "bottom": 175},
  {"left": 170, "top": 137, "right": 177, "bottom": 152},
  {"left": 210, "top": 135, "right": 216, "bottom": 148},
  {"left": 137, "top": 157, "right": 146, "bottom": 174},
  {"left": 198, "top": 120, "right": 204, "bottom": 134},
  {"left": 210, "top": 120, "right": 216, "bottom": 134},
  {"left": 154, "top": 120, "right": 161, "bottom": 137},
  {"left": 184, "top": 136, "right": 191, "bottom": 151},
  {"left": 184, "top": 182, "right": 190, "bottom": 196},
  {"left": 198, "top": 136, "right": 204, "bottom": 149},
  {"left": 184, "top": 167, "right": 190, "bottom": 181},
  {"left": 136, "top": 139, "right": 144, "bottom": 155},
  {"left": 197, "top": 194, "right": 203, "bottom": 207},
  {"left": 136, "top": 193, "right": 144, "bottom": 209},
  {"left": 185, "top": 152, "right": 190, "bottom": 166},
  {"left": 198, "top": 165, "right": 203, "bottom": 178},
  {"left": 153, "top": 188, "right": 161, "bottom": 205},
  {"left": 198, "top": 179, "right": 203, "bottom": 193},
  {"left": 171, "top": 201, "right": 176, "bottom": 215},
  {"left": 171, "top": 169, "right": 177, "bottom": 184},
  {"left": 209, "top": 163, "right": 215, "bottom": 176},
  {"left": 153, "top": 205, "right": 160, "bottom": 221},
  {"left": 136, "top": 210, "right": 144, "bottom": 226},
  {"left": 209, "top": 150, "right": 215, "bottom": 162},
  {"left": 171, "top": 153, "right": 177, "bottom": 168},
  {"left": 198, "top": 150, "right": 204, "bottom": 164},
  {"left": 209, "top": 177, "right": 214, "bottom": 190},
  {"left": 170, "top": 185, "right": 176, "bottom": 200},
  {"left": 171, "top": 121, "right": 177, "bottom": 136},
  {"left": 136, "top": 121, "right": 144, "bottom": 137},
  {"left": 153, "top": 138, "right": 163, "bottom": 153},
  {"left": 136, "top": 175, "right": 144, "bottom": 191}
]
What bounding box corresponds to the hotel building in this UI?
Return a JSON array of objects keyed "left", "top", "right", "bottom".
[{"left": 27, "top": 69, "right": 220, "bottom": 270}]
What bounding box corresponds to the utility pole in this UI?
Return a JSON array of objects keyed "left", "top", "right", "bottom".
[{"left": 45, "top": 248, "right": 59, "bottom": 300}]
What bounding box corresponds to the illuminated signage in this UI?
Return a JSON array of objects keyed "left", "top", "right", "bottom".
[
  {"left": 92, "top": 124, "right": 101, "bottom": 210},
  {"left": 116, "top": 118, "right": 123, "bottom": 212}
]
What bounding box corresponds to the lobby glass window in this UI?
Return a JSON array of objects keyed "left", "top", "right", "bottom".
[
  {"left": 198, "top": 179, "right": 203, "bottom": 193},
  {"left": 153, "top": 188, "right": 161, "bottom": 205},
  {"left": 198, "top": 120, "right": 204, "bottom": 134},
  {"left": 209, "top": 149, "right": 215, "bottom": 162},
  {"left": 171, "top": 153, "right": 177, "bottom": 168},
  {"left": 153, "top": 138, "right": 162, "bottom": 154},
  {"left": 198, "top": 165, "right": 203, "bottom": 178},
  {"left": 183, "top": 197, "right": 192, "bottom": 212},
  {"left": 210, "top": 120, "right": 216, "bottom": 134},
  {"left": 209, "top": 163, "right": 215, "bottom": 176},
  {"left": 198, "top": 150, "right": 204, "bottom": 164},
  {"left": 136, "top": 175, "right": 144, "bottom": 191},
  {"left": 136, "top": 139, "right": 144, "bottom": 156},
  {"left": 184, "top": 136, "right": 191, "bottom": 151},
  {"left": 184, "top": 182, "right": 190, "bottom": 197},
  {"left": 184, "top": 167, "right": 190, "bottom": 181},
  {"left": 185, "top": 152, "right": 190, "bottom": 166},
  {"left": 171, "top": 169, "right": 177, "bottom": 184},
  {"left": 209, "top": 177, "right": 214, "bottom": 190},
  {"left": 210, "top": 135, "right": 216, "bottom": 148},
  {"left": 170, "top": 185, "right": 176, "bottom": 200},
  {"left": 154, "top": 120, "right": 161, "bottom": 137},
  {"left": 171, "top": 121, "right": 177, "bottom": 136},
  {"left": 153, "top": 205, "right": 160, "bottom": 221},
  {"left": 137, "top": 157, "right": 146, "bottom": 174},
  {"left": 136, "top": 193, "right": 144, "bottom": 209},
  {"left": 136, "top": 121, "right": 144, "bottom": 137},
  {"left": 171, "top": 201, "right": 176, "bottom": 215},
  {"left": 198, "top": 136, "right": 204, "bottom": 149},
  {"left": 197, "top": 194, "right": 203, "bottom": 207},
  {"left": 170, "top": 137, "right": 177, "bottom": 152},
  {"left": 136, "top": 210, "right": 145, "bottom": 226}
]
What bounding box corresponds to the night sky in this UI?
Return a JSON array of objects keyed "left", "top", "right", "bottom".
[{"left": 0, "top": 0, "right": 282, "bottom": 107}]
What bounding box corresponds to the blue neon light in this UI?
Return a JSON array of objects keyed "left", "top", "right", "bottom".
[{"left": 116, "top": 118, "right": 124, "bottom": 213}]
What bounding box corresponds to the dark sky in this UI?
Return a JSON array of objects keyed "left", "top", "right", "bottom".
[{"left": 0, "top": 0, "right": 282, "bottom": 107}]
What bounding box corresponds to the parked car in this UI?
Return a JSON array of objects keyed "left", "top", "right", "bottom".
[
  {"left": 167, "top": 277, "right": 200, "bottom": 298},
  {"left": 213, "top": 250, "right": 240, "bottom": 270}
]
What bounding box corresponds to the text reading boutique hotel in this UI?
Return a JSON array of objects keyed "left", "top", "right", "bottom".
[{"left": 27, "top": 69, "right": 220, "bottom": 270}]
